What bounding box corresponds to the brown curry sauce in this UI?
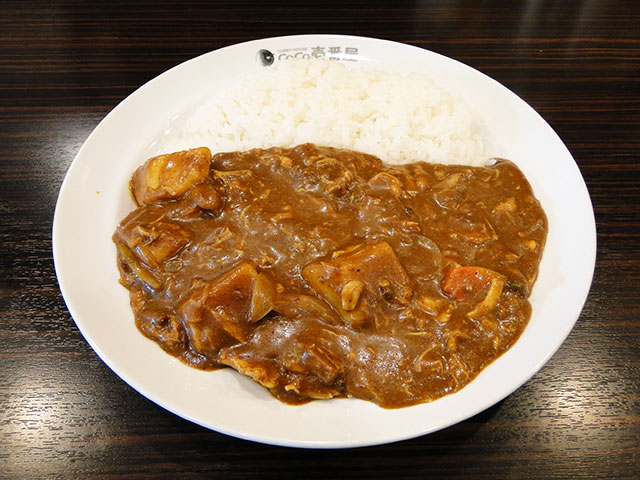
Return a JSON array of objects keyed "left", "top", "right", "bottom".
[{"left": 113, "top": 144, "right": 547, "bottom": 408}]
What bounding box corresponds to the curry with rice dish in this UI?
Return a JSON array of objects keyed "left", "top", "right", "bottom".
[{"left": 113, "top": 143, "right": 547, "bottom": 408}]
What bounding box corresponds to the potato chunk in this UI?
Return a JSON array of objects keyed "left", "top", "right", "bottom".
[
  {"left": 179, "top": 263, "right": 274, "bottom": 356},
  {"left": 302, "top": 242, "right": 412, "bottom": 328},
  {"left": 130, "top": 147, "right": 212, "bottom": 205}
]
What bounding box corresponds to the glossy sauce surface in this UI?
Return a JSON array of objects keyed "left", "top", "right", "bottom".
[{"left": 114, "top": 144, "right": 547, "bottom": 408}]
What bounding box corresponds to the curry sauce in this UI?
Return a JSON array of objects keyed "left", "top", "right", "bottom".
[{"left": 113, "top": 144, "right": 547, "bottom": 408}]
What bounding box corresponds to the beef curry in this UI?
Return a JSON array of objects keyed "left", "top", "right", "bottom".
[{"left": 113, "top": 144, "right": 547, "bottom": 408}]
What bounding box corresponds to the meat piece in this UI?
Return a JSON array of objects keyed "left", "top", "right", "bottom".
[
  {"left": 282, "top": 346, "right": 341, "bottom": 384},
  {"left": 179, "top": 263, "right": 275, "bottom": 356},
  {"left": 130, "top": 147, "right": 212, "bottom": 205},
  {"left": 120, "top": 221, "right": 190, "bottom": 268},
  {"left": 113, "top": 211, "right": 191, "bottom": 291},
  {"left": 302, "top": 242, "right": 412, "bottom": 328},
  {"left": 178, "top": 181, "right": 222, "bottom": 216},
  {"left": 114, "top": 240, "right": 162, "bottom": 290},
  {"left": 272, "top": 293, "right": 340, "bottom": 325},
  {"left": 136, "top": 307, "right": 186, "bottom": 355},
  {"left": 467, "top": 277, "right": 504, "bottom": 319},
  {"left": 219, "top": 316, "right": 346, "bottom": 402},
  {"left": 291, "top": 148, "right": 362, "bottom": 198},
  {"left": 430, "top": 171, "right": 464, "bottom": 202},
  {"left": 368, "top": 171, "right": 404, "bottom": 199}
]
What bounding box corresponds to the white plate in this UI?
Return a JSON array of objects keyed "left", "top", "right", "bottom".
[{"left": 53, "top": 35, "right": 596, "bottom": 448}]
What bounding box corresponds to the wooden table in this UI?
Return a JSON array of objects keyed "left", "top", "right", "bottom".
[{"left": 1, "top": 1, "right": 638, "bottom": 478}]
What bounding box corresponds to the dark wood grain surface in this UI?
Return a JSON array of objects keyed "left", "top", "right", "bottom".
[{"left": 1, "top": 1, "right": 638, "bottom": 478}]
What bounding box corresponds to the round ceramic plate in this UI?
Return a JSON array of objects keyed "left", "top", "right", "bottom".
[{"left": 53, "top": 35, "right": 596, "bottom": 448}]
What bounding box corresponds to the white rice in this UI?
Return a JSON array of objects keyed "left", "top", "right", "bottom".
[{"left": 160, "top": 59, "right": 487, "bottom": 165}]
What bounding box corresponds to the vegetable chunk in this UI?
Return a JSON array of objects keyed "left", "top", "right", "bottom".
[
  {"left": 442, "top": 263, "right": 506, "bottom": 318},
  {"left": 442, "top": 264, "right": 503, "bottom": 301}
]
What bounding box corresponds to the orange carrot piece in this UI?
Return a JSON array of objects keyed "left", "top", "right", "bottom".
[{"left": 442, "top": 264, "right": 500, "bottom": 301}]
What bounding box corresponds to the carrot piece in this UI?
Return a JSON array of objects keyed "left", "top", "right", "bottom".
[{"left": 441, "top": 264, "right": 500, "bottom": 301}]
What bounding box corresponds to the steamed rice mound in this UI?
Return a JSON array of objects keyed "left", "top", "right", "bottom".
[{"left": 162, "top": 59, "right": 487, "bottom": 165}]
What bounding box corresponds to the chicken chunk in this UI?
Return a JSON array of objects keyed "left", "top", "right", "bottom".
[
  {"left": 113, "top": 218, "right": 190, "bottom": 291},
  {"left": 219, "top": 316, "right": 346, "bottom": 402},
  {"left": 302, "top": 242, "right": 412, "bottom": 328},
  {"left": 124, "top": 221, "right": 190, "bottom": 268},
  {"left": 179, "top": 263, "right": 275, "bottom": 356},
  {"left": 136, "top": 307, "right": 186, "bottom": 355},
  {"left": 272, "top": 293, "right": 340, "bottom": 325},
  {"left": 130, "top": 147, "right": 212, "bottom": 205}
]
